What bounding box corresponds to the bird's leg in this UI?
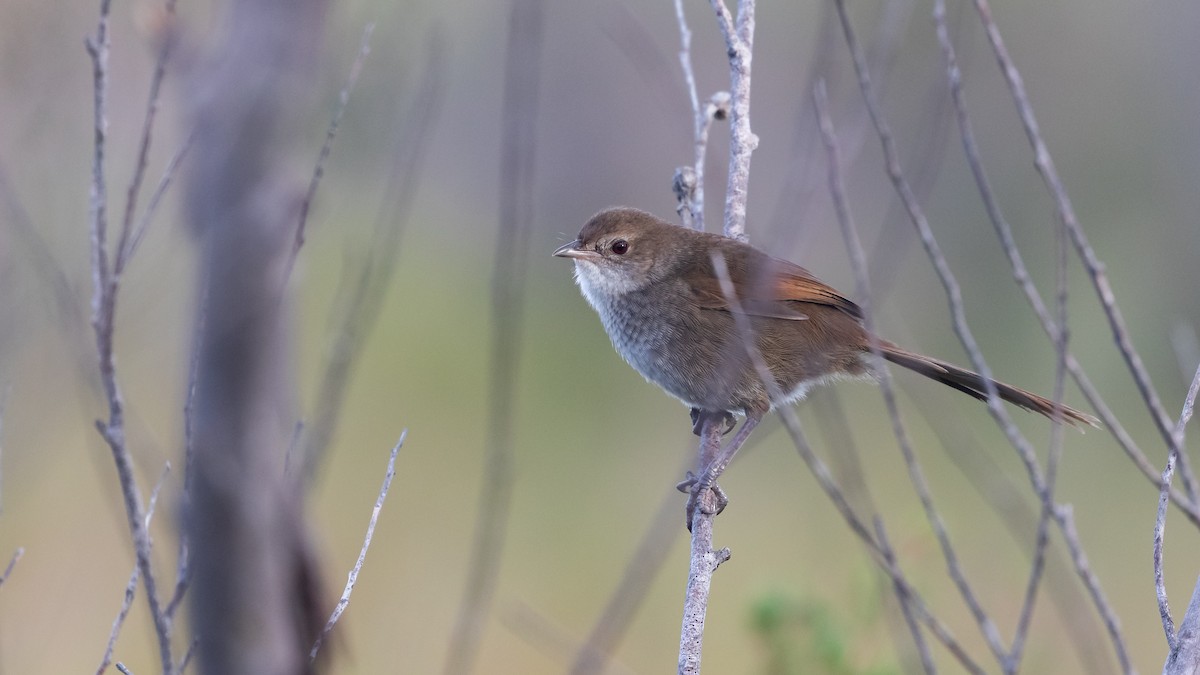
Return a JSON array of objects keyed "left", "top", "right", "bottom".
[
  {"left": 690, "top": 407, "right": 736, "bottom": 436},
  {"left": 679, "top": 409, "right": 764, "bottom": 530}
]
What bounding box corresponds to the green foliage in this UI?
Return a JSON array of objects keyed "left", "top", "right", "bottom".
[{"left": 749, "top": 589, "right": 900, "bottom": 675}]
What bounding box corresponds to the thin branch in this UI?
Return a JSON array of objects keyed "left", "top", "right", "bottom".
[
  {"left": 671, "top": 0, "right": 717, "bottom": 231},
  {"left": 284, "top": 22, "right": 376, "bottom": 285},
  {"left": 708, "top": 0, "right": 757, "bottom": 240},
  {"left": 972, "top": 0, "right": 1198, "bottom": 504},
  {"left": 838, "top": 4, "right": 1132, "bottom": 669},
  {"left": 1164, "top": 576, "right": 1200, "bottom": 674},
  {"left": 311, "top": 430, "right": 405, "bottom": 662},
  {"left": 95, "top": 465, "right": 170, "bottom": 675},
  {"left": 86, "top": 1, "right": 173, "bottom": 671},
  {"left": 814, "top": 80, "right": 1007, "bottom": 664},
  {"left": 874, "top": 519, "right": 935, "bottom": 675},
  {"left": 298, "top": 36, "right": 444, "bottom": 483},
  {"left": 126, "top": 130, "right": 196, "bottom": 262},
  {"left": 1008, "top": 125, "right": 1072, "bottom": 671},
  {"left": 678, "top": 417, "right": 732, "bottom": 675},
  {"left": 1156, "top": 364, "right": 1200, "bottom": 649},
  {"left": 930, "top": 0, "right": 1200, "bottom": 527},
  {"left": 443, "top": 1, "right": 543, "bottom": 671},
  {"left": 0, "top": 547, "right": 22, "bottom": 589},
  {"left": 114, "top": 0, "right": 180, "bottom": 275}
]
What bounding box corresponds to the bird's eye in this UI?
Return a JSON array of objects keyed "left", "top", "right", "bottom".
[{"left": 610, "top": 239, "right": 629, "bottom": 255}]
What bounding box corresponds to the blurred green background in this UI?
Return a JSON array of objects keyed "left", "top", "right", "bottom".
[{"left": 2, "top": 0, "right": 1199, "bottom": 672}]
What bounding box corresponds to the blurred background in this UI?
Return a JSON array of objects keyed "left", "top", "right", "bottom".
[{"left": 2, "top": 0, "right": 1199, "bottom": 672}]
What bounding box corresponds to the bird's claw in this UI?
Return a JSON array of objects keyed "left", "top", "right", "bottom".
[
  {"left": 678, "top": 472, "right": 729, "bottom": 531},
  {"left": 690, "top": 409, "right": 737, "bottom": 437}
]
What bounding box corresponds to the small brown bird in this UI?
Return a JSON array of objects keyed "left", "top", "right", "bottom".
[{"left": 554, "top": 207, "right": 1098, "bottom": 437}]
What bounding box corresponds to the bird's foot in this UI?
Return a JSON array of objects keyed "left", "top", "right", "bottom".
[
  {"left": 676, "top": 471, "right": 728, "bottom": 531},
  {"left": 690, "top": 408, "right": 737, "bottom": 437}
]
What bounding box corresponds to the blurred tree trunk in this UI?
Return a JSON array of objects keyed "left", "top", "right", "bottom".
[{"left": 182, "top": 1, "right": 329, "bottom": 673}]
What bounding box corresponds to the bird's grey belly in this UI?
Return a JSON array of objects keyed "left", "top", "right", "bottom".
[{"left": 598, "top": 291, "right": 752, "bottom": 413}]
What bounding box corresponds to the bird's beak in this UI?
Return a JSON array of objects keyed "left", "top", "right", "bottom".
[{"left": 553, "top": 240, "right": 599, "bottom": 260}]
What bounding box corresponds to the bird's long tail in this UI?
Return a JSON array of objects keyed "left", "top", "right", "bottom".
[{"left": 876, "top": 341, "right": 1100, "bottom": 429}]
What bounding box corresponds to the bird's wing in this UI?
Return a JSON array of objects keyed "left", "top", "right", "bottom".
[{"left": 687, "top": 254, "right": 863, "bottom": 321}]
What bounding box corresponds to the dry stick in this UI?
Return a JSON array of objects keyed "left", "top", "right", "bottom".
[
  {"left": 85, "top": 3, "right": 173, "bottom": 672},
  {"left": 96, "top": 465, "right": 171, "bottom": 675},
  {"left": 298, "top": 37, "right": 443, "bottom": 483},
  {"left": 874, "top": 518, "right": 935, "bottom": 675},
  {"left": 126, "top": 131, "right": 196, "bottom": 262},
  {"left": 175, "top": 639, "right": 198, "bottom": 675},
  {"left": 972, "top": 0, "right": 1199, "bottom": 505},
  {"left": 1165, "top": 578, "right": 1200, "bottom": 675},
  {"left": 0, "top": 547, "right": 22, "bottom": 588},
  {"left": 310, "top": 430, "right": 405, "bottom": 662},
  {"left": 930, "top": 1, "right": 1200, "bottom": 528},
  {"left": 678, "top": 417, "right": 731, "bottom": 675},
  {"left": 708, "top": 0, "right": 756, "bottom": 241},
  {"left": 672, "top": 0, "right": 723, "bottom": 231},
  {"left": 835, "top": 3, "right": 1133, "bottom": 670},
  {"left": 165, "top": 283, "right": 207, "bottom": 624},
  {"left": 284, "top": 22, "right": 375, "bottom": 286},
  {"left": 570, "top": 473, "right": 686, "bottom": 675},
  {"left": 814, "top": 79, "right": 1006, "bottom": 666},
  {"left": 442, "top": 2, "right": 543, "bottom": 672},
  {"left": 1156, "top": 365, "right": 1200, "bottom": 651},
  {"left": 710, "top": 252, "right": 985, "bottom": 674},
  {"left": 115, "top": 0, "right": 180, "bottom": 274},
  {"left": 1008, "top": 128, "right": 1072, "bottom": 672},
  {"left": 814, "top": 81, "right": 935, "bottom": 673}
]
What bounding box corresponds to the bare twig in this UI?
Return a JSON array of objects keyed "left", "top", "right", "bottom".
[
  {"left": 126, "top": 131, "right": 196, "bottom": 262},
  {"left": 298, "top": 36, "right": 444, "bottom": 483},
  {"left": 0, "top": 547, "right": 22, "bottom": 589},
  {"left": 931, "top": 0, "right": 1200, "bottom": 527},
  {"left": 874, "top": 519, "right": 935, "bottom": 674},
  {"left": 284, "top": 22, "right": 375, "bottom": 285},
  {"left": 95, "top": 465, "right": 170, "bottom": 675},
  {"left": 115, "top": 663, "right": 134, "bottom": 675},
  {"left": 443, "top": 2, "right": 543, "bottom": 672},
  {"left": 1164, "top": 576, "right": 1200, "bottom": 674},
  {"left": 838, "top": 4, "right": 1132, "bottom": 668},
  {"left": 712, "top": 250, "right": 983, "bottom": 672},
  {"left": 671, "top": 0, "right": 714, "bottom": 231},
  {"left": 311, "top": 430, "right": 405, "bottom": 662},
  {"left": 1009, "top": 129, "right": 1072, "bottom": 672},
  {"left": 1156, "top": 365, "right": 1200, "bottom": 650},
  {"left": 86, "top": 1, "right": 173, "bottom": 670},
  {"left": 814, "top": 80, "right": 1007, "bottom": 664},
  {"left": 115, "top": 0, "right": 180, "bottom": 274},
  {"left": 708, "top": 0, "right": 757, "bottom": 240},
  {"left": 972, "top": 0, "right": 1198, "bottom": 504}
]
